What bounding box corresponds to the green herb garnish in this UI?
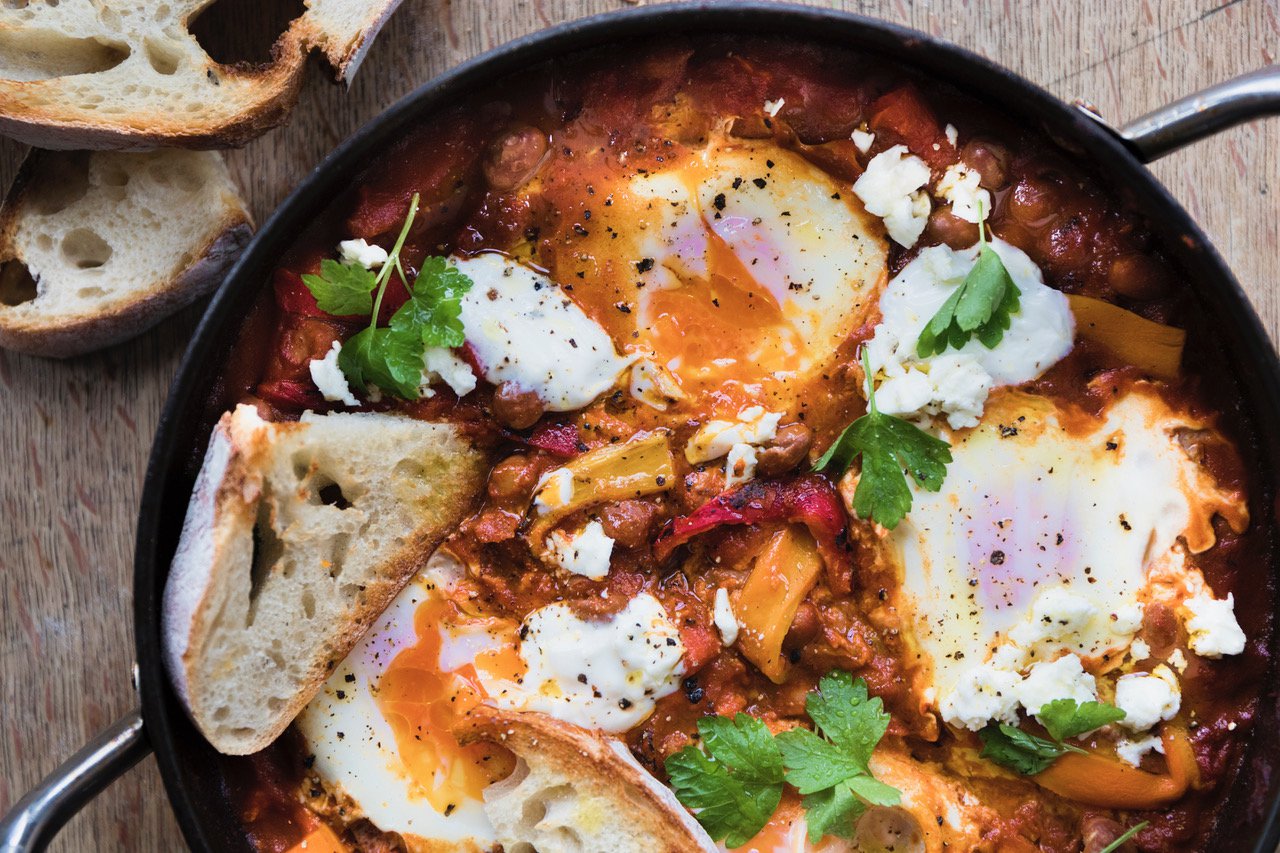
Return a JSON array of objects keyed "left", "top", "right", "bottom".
[
  {"left": 303, "top": 193, "right": 473, "bottom": 401},
  {"left": 916, "top": 205, "right": 1021, "bottom": 357},
  {"left": 979, "top": 699, "right": 1126, "bottom": 775},
  {"left": 1099, "top": 821, "right": 1149, "bottom": 853},
  {"left": 814, "top": 350, "right": 951, "bottom": 529},
  {"left": 666, "top": 673, "right": 900, "bottom": 846}
]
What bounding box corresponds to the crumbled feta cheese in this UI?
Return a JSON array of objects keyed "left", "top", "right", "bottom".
[
  {"left": 1011, "top": 587, "right": 1099, "bottom": 647},
  {"left": 863, "top": 238, "right": 1074, "bottom": 428},
  {"left": 1168, "top": 648, "right": 1188, "bottom": 672},
  {"left": 1112, "top": 603, "right": 1145, "bottom": 635},
  {"left": 496, "top": 594, "right": 685, "bottom": 731},
  {"left": 1183, "top": 592, "right": 1246, "bottom": 658},
  {"left": 936, "top": 163, "right": 991, "bottom": 224},
  {"left": 763, "top": 98, "right": 785, "bottom": 117},
  {"left": 1115, "top": 665, "right": 1181, "bottom": 731},
  {"left": 629, "top": 358, "right": 685, "bottom": 411},
  {"left": 534, "top": 468, "right": 574, "bottom": 514},
  {"left": 724, "top": 443, "right": 758, "bottom": 489},
  {"left": 338, "top": 238, "right": 388, "bottom": 269},
  {"left": 1017, "top": 654, "right": 1098, "bottom": 717},
  {"left": 1115, "top": 733, "right": 1164, "bottom": 767},
  {"left": 713, "top": 588, "right": 739, "bottom": 646},
  {"left": 944, "top": 123, "right": 959, "bottom": 147},
  {"left": 308, "top": 341, "right": 359, "bottom": 407},
  {"left": 852, "top": 145, "right": 932, "bottom": 247},
  {"left": 851, "top": 128, "right": 876, "bottom": 154},
  {"left": 546, "top": 521, "right": 614, "bottom": 580},
  {"left": 419, "top": 347, "right": 477, "bottom": 398},
  {"left": 1129, "top": 638, "right": 1151, "bottom": 661},
  {"left": 941, "top": 663, "right": 1021, "bottom": 731},
  {"left": 686, "top": 406, "right": 783, "bottom": 464}
]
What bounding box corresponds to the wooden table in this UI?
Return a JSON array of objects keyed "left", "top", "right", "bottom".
[{"left": 0, "top": 0, "right": 1275, "bottom": 849}]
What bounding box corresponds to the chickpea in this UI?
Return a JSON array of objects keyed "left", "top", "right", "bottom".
[
  {"left": 960, "top": 138, "right": 1009, "bottom": 189},
  {"left": 924, "top": 205, "right": 979, "bottom": 250},
  {"left": 598, "top": 500, "right": 659, "bottom": 549},
  {"left": 483, "top": 126, "right": 548, "bottom": 191},
  {"left": 755, "top": 423, "right": 815, "bottom": 477},
  {"left": 783, "top": 601, "right": 821, "bottom": 650},
  {"left": 1108, "top": 252, "right": 1172, "bottom": 300},
  {"left": 492, "top": 381, "right": 544, "bottom": 429},
  {"left": 486, "top": 454, "right": 540, "bottom": 502},
  {"left": 1082, "top": 816, "right": 1126, "bottom": 853},
  {"left": 1007, "top": 175, "right": 1060, "bottom": 225}
]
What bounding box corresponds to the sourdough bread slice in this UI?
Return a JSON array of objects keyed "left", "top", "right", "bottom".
[
  {"left": 457, "top": 706, "right": 717, "bottom": 853},
  {"left": 0, "top": 148, "right": 251, "bottom": 357},
  {"left": 162, "top": 404, "right": 486, "bottom": 755},
  {"left": 0, "top": 0, "right": 404, "bottom": 150}
]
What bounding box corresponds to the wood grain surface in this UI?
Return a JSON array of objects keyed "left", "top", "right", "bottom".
[{"left": 1, "top": 0, "right": 1276, "bottom": 850}]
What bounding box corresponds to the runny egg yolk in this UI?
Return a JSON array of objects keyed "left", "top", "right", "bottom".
[{"left": 374, "top": 595, "right": 522, "bottom": 815}]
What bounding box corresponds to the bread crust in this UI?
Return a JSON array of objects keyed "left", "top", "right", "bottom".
[
  {"left": 0, "top": 149, "right": 253, "bottom": 358},
  {"left": 458, "top": 705, "right": 717, "bottom": 853},
  {"left": 0, "top": 0, "right": 403, "bottom": 150}
]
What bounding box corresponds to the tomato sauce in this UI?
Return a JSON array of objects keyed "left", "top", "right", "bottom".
[{"left": 213, "top": 36, "right": 1272, "bottom": 853}]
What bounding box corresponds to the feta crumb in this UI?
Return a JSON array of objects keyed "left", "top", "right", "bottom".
[
  {"left": 1168, "top": 648, "right": 1188, "bottom": 672},
  {"left": 713, "top": 588, "right": 739, "bottom": 646},
  {"left": 852, "top": 144, "right": 932, "bottom": 247},
  {"left": 546, "top": 521, "right": 614, "bottom": 580},
  {"left": 308, "top": 341, "right": 359, "bottom": 407},
  {"left": 1018, "top": 654, "right": 1098, "bottom": 717},
  {"left": 763, "top": 98, "right": 785, "bottom": 117},
  {"left": 941, "top": 663, "right": 1021, "bottom": 731},
  {"left": 534, "top": 468, "right": 574, "bottom": 514},
  {"left": 629, "top": 358, "right": 685, "bottom": 411},
  {"left": 1115, "top": 733, "right": 1164, "bottom": 767},
  {"left": 1184, "top": 592, "right": 1246, "bottom": 658},
  {"left": 724, "top": 443, "right": 758, "bottom": 488},
  {"left": 1115, "top": 665, "right": 1181, "bottom": 731},
  {"left": 686, "top": 406, "right": 783, "bottom": 464},
  {"left": 420, "top": 347, "right": 477, "bottom": 398},
  {"left": 936, "top": 163, "right": 991, "bottom": 224},
  {"left": 944, "top": 123, "right": 959, "bottom": 146},
  {"left": 851, "top": 128, "right": 876, "bottom": 154},
  {"left": 338, "top": 238, "right": 388, "bottom": 269},
  {"left": 1129, "top": 638, "right": 1151, "bottom": 661}
]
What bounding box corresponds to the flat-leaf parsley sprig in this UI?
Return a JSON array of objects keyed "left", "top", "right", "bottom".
[
  {"left": 665, "top": 672, "right": 901, "bottom": 846},
  {"left": 814, "top": 350, "right": 952, "bottom": 530},
  {"left": 301, "top": 193, "right": 473, "bottom": 400},
  {"left": 916, "top": 201, "right": 1021, "bottom": 357},
  {"left": 978, "top": 698, "right": 1126, "bottom": 775}
]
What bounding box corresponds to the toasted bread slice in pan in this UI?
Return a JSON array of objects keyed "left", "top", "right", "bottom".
[
  {"left": 163, "top": 404, "right": 486, "bottom": 755},
  {"left": 0, "top": 148, "right": 251, "bottom": 357},
  {"left": 458, "top": 705, "right": 717, "bottom": 853},
  {"left": 0, "top": 0, "right": 404, "bottom": 150}
]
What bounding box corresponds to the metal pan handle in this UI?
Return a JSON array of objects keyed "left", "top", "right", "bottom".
[
  {"left": 0, "top": 711, "right": 151, "bottom": 853},
  {"left": 1077, "top": 66, "right": 1280, "bottom": 162}
]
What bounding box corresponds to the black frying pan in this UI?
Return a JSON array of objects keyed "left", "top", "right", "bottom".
[{"left": 4, "top": 4, "right": 1280, "bottom": 851}]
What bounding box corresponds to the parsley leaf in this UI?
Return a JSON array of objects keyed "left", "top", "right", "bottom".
[
  {"left": 302, "top": 258, "right": 378, "bottom": 316},
  {"left": 776, "top": 672, "right": 900, "bottom": 844},
  {"left": 338, "top": 326, "right": 423, "bottom": 399},
  {"left": 666, "top": 714, "right": 784, "bottom": 847},
  {"left": 1036, "top": 699, "right": 1126, "bottom": 742},
  {"left": 978, "top": 723, "right": 1073, "bottom": 775},
  {"left": 1099, "top": 821, "right": 1149, "bottom": 853},
  {"left": 388, "top": 255, "right": 471, "bottom": 350},
  {"left": 915, "top": 208, "right": 1021, "bottom": 358},
  {"left": 814, "top": 351, "right": 952, "bottom": 529}
]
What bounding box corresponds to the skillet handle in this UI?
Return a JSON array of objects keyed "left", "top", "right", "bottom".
[
  {"left": 1076, "top": 66, "right": 1280, "bottom": 162},
  {"left": 0, "top": 711, "right": 151, "bottom": 853}
]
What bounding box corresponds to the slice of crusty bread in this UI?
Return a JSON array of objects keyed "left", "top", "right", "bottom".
[
  {"left": 457, "top": 706, "right": 717, "bottom": 853},
  {"left": 162, "top": 404, "right": 487, "bottom": 755},
  {"left": 0, "top": 148, "right": 251, "bottom": 357},
  {"left": 0, "top": 0, "right": 404, "bottom": 150}
]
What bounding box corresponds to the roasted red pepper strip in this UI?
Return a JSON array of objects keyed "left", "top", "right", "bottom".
[
  {"left": 257, "top": 379, "right": 327, "bottom": 412},
  {"left": 503, "top": 421, "right": 585, "bottom": 459},
  {"left": 869, "top": 85, "right": 956, "bottom": 170},
  {"left": 653, "top": 474, "right": 854, "bottom": 594}
]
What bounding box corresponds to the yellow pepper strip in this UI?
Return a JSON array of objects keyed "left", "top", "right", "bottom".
[
  {"left": 1067, "top": 293, "right": 1186, "bottom": 379},
  {"left": 734, "top": 526, "right": 823, "bottom": 683},
  {"left": 1033, "top": 723, "right": 1198, "bottom": 809},
  {"left": 525, "top": 429, "right": 675, "bottom": 544}
]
